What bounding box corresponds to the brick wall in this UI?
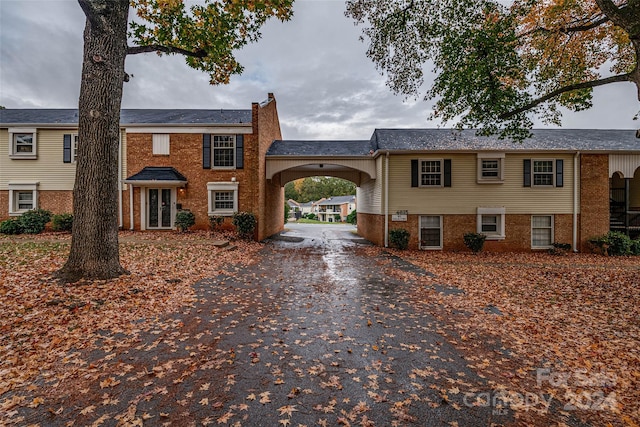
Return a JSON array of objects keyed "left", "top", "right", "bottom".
[
  {"left": 257, "top": 93, "right": 284, "bottom": 240},
  {"left": 0, "top": 191, "right": 8, "bottom": 221},
  {"left": 357, "top": 212, "right": 385, "bottom": 246},
  {"left": 579, "top": 154, "right": 610, "bottom": 250},
  {"left": 39, "top": 191, "right": 74, "bottom": 216},
  {"left": 360, "top": 213, "right": 575, "bottom": 251},
  {"left": 125, "top": 132, "right": 255, "bottom": 231}
]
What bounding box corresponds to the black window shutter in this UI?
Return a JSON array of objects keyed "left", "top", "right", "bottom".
[
  {"left": 523, "top": 159, "right": 531, "bottom": 187},
  {"left": 411, "top": 159, "right": 419, "bottom": 187},
  {"left": 444, "top": 159, "right": 452, "bottom": 187},
  {"left": 556, "top": 159, "right": 564, "bottom": 187},
  {"left": 202, "top": 134, "right": 211, "bottom": 169},
  {"left": 63, "top": 134, "right": 72, "bottom": 163},
  {"left": 235, "top": 134, "right": 244, "bottom": 169}
]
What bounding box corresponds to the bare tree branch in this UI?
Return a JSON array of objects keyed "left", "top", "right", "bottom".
[
  {"left": 500, "top": 73, "right": 633, "bottom": 119},
  {"left": 127, "top": 45, "right": 208, "bottom": 57}
]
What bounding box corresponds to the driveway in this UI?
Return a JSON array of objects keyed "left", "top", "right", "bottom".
[{"left": 16, "top": 224, "right": 517, "bottom": 426}]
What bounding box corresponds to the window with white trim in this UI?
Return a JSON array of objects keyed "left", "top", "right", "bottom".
[
  {"left": 9, "top": 128, "right": 37, "bottom": 159},
  {"left": 213, "top": 135, "right": 235, "bottom": 168},
  {"left": 8, "top": 183, "right": 38, "bottom": 215},
  {"left": 420, "top": 215, "right": 442, "bottom": 249},
  {"left": 531, "top": 215, "right": 554, "bottom": 248},
  {"left": 533, "top": 160, "right": 554, "bottom": 186},
  {"left": 420, "top": 159, "right": 442, "bottom": 187},
  {"left": 477, "top": 153, "right": 504, "bottom": 183},
  {"left": 207, "top": 182, "right": 238, "bottom": 216},
  {"left": 477, "top": 207, "right": 506, "bottom": 240},
  {"left": 152, "top": 134, "right": 170, "bottom": 155},
  {"left": 71, "top": 134, "right": 79, "bottom": 163}
]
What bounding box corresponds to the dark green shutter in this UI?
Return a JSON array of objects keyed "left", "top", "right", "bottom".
[
  {"left": 411, "top": 159, "right": 419, "bottom": 187},
  {"left": 203, "top": 134, "right": 211, "bottom": 169},
  {"left": 556, "top": 159, "right": 564, "bottom": 187},
  {"left": 63, "top": 134, "right": 72, "bottom": 163},
  {"left": 235, "top": 134, "right": 244, "bottom": 169},
  {"left": 523, "top": 159, "right": 531, "bottom": 187},
  {"left": 444, "top": 159, "right": 452, "bottom": 187}
]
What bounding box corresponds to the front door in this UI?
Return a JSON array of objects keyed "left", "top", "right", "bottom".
[{"left": 148, "top": 188, "right": 173, "bottom": 229}]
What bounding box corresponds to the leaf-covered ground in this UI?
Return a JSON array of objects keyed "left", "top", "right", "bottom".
[
  {"left": 380, "top": 249, "right": 640, "bottom": 427},
  {"left": 0, "top": 230, "right": 638, "bottom": 426},
  {"left": 0, "top": 231, "right": 262, "bottom": 412}
]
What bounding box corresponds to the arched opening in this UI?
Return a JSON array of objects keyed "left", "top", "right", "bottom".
[{"left": 284, "top": 176, "right": 358, "bottom": 224}]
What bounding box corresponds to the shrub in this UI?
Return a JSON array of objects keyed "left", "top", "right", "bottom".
[
  {"left": 52, "top": 213, "right": 73, "bottom": 232},
  {"left": 346, "top": 210, "right": 357, "bottom": 225},
  {"left": 18, "top": 209, "right": 52, "bottom": 234},
  {"left": 175, "top": 210, "right": 196, "bottom": 232},
  {"left": 284, "top": 204, "right": 290, "bottom": 224},
  {"left": 0, "top": 218, "right": 22, "bottom": 235},
  {"left": 548, "top": 242, "right": 572, "bottom": 255},
  {"left": 389, "top": 228, "right": 410, "bottom": 250},
  {"left": 463, "top": 232, "right": 486, "bottom": 253},
  {"left": 632, "top": 239, "right": 640, "bottom": 256},
  {"left": 232, "top": 211, "right": 257, "bottom": 239},
  {"left": 589, "top": 231, "right": 633, "bottom": 256},
  {"left": 209, "top": 215, "right": 225, "bottom": 231},
  {"left": 305, "top": 213, "right": 317, "bottom": 221}
]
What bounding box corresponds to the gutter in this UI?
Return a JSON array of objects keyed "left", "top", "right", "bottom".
[{"left": 573, "top": 152, "right": 580, "bottom": 252}]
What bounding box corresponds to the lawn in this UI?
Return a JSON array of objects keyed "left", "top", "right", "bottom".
[
  {"left": 376, "top": 248, "right": 640, "bottom": 427},
  {"left": 0, "top": 231, "right": 263, "bottom": 406}
]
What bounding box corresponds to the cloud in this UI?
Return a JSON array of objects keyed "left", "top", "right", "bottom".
[{"left": 0, "top": 0, "right": 638, "bottom": 140}]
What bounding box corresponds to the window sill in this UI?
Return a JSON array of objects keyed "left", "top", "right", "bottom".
[
  {"left": 9, "top": 155, "right": 37, "bottom": 160},
  {"left": 212, "top": 166, "right": 236, "bottom": 171},
  {"left": 9, "top": 211, "right": 28, "bottom": 216},
  {"left": 208, "top": 211, "right": 234, "bottom": 217},
  {"left": 420, "top": 246, "right": 443, "bottom": 250},
  {"left": 477, "top": 179, "right": 504, "bottom": 184},
  {"left": 484, "top": 235, "right": 505, "bottom": 241}
]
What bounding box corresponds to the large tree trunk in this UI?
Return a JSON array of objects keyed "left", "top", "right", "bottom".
[{"left": 57, "top": 0, "right": 129, "bottom": 282}]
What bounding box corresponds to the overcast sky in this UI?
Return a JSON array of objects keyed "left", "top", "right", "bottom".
[{"left": 1, "top": 0, "right": 638, "bottom": 140}]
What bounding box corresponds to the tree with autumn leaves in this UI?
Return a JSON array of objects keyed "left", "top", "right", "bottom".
[
  {"left": 57, "top": 0, "right": 293, "bottom": 282},
  {"left": 346, "top": 0, "right": 639, "bottom": 140}
]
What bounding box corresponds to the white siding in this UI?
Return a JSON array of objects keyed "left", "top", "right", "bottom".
[{"left": 357, "top": 157, "right": 383, "bottom": 214}]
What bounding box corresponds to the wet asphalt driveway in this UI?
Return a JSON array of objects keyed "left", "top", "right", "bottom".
[{"left": 17, "top": 223, "right": 515, "bottom": 426}]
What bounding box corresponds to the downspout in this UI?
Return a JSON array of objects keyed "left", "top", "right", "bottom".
[
  {"left": 384, "top": 151, "right": 389, "bottom": 247},
  {"left": 118, "top": 131, "right": 124, "bottom": 228},
  {"left": 573, "top": 151, "right": 579, "bottom": 252},
  {"left": 129, "top": 184, "right": 134, "bottom": 230}
]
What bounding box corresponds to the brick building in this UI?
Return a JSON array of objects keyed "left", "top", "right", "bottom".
[{"left": 0, "top": 93, "right": 284, "bottom": 241}]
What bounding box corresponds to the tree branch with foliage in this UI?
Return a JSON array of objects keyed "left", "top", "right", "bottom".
[
  {"left": 58, "top": 0, "right": 293, "bottom": 282},
  {"left": 346, "top": 0, "right": 639, "bottom": 140}
]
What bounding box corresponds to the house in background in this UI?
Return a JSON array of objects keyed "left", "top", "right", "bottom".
[
  {"left": 316, "top": 195, "right": 356, "bottom": 222},
  {"left": 287, "top": 199, "right": 301, "bottom": 220},
  {"left": 0, "top": 93, "right": 284, "bottom": 241}
]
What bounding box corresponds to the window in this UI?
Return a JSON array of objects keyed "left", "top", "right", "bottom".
[
  {"left": 533, "top": 160, "right": 554, "bottom": 186},
  {"left": 420, "top": 216, "right": 442, "bottom": 249},
  {"left": 8, "top": 182, "right": 38, "bottom": 215},
  {"left": 213, "top": 135, "right": 235, "bottom": 168},
  {"left": 477, "top": 207, "right": 505, "bottom": 240},
  {"left": 420, "top": 160, "right": 442, "bottom": 187},
  {"left": 477, "top": 153, "right": 504, "bottom": 183},
  {"left": 214, "top": 191, "right": 234, "bottom": 210},
  {"left": 152, "top": 134, "right": 170, "bottom": 155},
  {"left": 207, "top": 182, "right": 238, "bottom": 215},
  {"left": 532, "top": 215, "right": 553, "bottom": 248},
  {"left": 9, "top": 128, "right": 37, "bottom": 158}
]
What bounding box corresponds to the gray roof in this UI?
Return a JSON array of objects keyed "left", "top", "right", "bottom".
[
  {"left": 267, "top": 140, "right": 372, "bottom": 156},
  {"left": 371, "top": 129, "right": 640, "bottom": 152},
  {"left": 125, "top": 166, "right": 187, "bottom": 182},
  {"left": 318, "top": 195, "right": 355, "bottom": 206},
  {"left": 0, "top": 109, "right": 252, "bottom": 125}
]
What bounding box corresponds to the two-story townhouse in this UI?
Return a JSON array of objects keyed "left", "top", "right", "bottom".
[
  {"left": 317, "top": 195, "right": 356, "bottom": 222},
  {"left": 356, "top": 129, "right": 640, "bottom": 251},
  {"left": 0, "top": 93, "right": 284, "bottom": 240}
]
